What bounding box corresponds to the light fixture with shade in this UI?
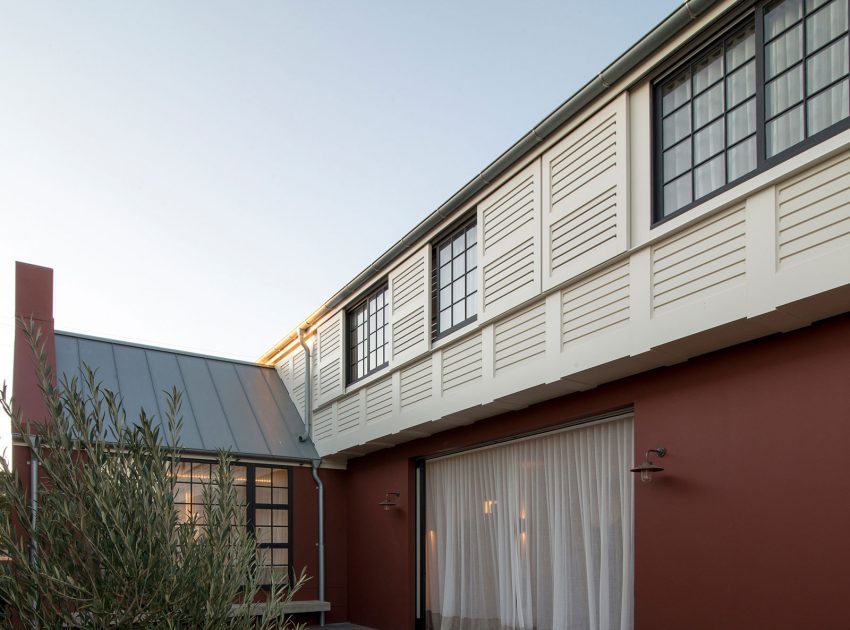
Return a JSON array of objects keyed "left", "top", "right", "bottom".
[
  {"left": 631, "top": 447, "right": 667, "bottom": 483},
  {"left": 379, "top": 491, "right": 401, "bottom": 510}
]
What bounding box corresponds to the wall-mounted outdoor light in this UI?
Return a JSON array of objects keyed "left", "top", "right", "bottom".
[
  {"left": 630, "top": 447, "right": 667, "bottom": 483},
  {"left": 379, "top": 491, "right": 401, "bottom": 510}
]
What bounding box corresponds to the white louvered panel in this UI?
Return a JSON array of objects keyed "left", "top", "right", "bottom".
[
  {"left": 478, "top": 161, "right": 541, "bottom": 322},
  {"left": 400, "top": 357, "right": 432, "bottom": 409},
  {"left": 275, "top": 358, "right": 292, "bottom": 390},
  {"left": 293, "top": 382, "right": 306, "bottom": 418},
  {"left": 318, "top": 315, "right": 341, "bottom": 362},
  {"left": 313, "top": 406, "right": 335, "bottom": 440},
  {"left": 482, "top": 239, "right": 536, "bottom": 309},
  {"left": 494, "top": 301, "right": 546, "bottom": 373},
  {"left": 365, "top": 377, "right": 394, "bottom": 424},
  {"left": 652, "top": 206, "right": 746, "bottom": 313},
  {"left": 389, "top": 246, "right": 430, "bottom": 366},
  {"left": 315, "top": 312, "right": 344, "bottom": 406},
  {"left": 561, "top": 261, "right": 630, "bottom": 346},
  {"left": 441, "top": 333, "right": 483, "bottom": 392},
  {"left": 336, "top": 394, "right": 362, "bottom": 433},
  {"left": 392, "top": 306, "right": 426, "bottom": 357},
  {"left": 778, "top": 151, "right": 850, "bottom": 265},
  {"left": 542, "top": 94, "right": 629, "bottom": 291}
]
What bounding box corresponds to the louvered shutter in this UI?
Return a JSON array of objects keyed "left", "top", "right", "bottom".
[
  {"left": 389, "top": 245, "right": 430, "bottom": 366},
  {"left": 314, "top": 311, "right": 344, "bottom": 407},
  {"left": 542, "top": 93, "right": 629, "bottom": 291},
  {"left": 477, "top": 160, "right": 542, "bottom": 322}
]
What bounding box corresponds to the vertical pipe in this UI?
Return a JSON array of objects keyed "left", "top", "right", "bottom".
[
  {"left": 297, "top": 328, "right": 311, "bottom": 443},
  {"left": 29, "top": 435, "right": 39, "bottom": 566},
  {"left": 311, "top": 459, "right": 325, "bottom": 627}
]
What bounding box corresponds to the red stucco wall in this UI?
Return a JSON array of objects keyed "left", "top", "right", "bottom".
[{"left": 340, "top": 313, "right": 850, "bottom": 630}]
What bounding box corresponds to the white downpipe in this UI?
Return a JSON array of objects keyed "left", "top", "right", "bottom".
[
  {"left": 297, "top": 328, "right": 311, "bottom": 443},
  {"left": 311, "top": 460, "right": 326, "bottom": 627}
]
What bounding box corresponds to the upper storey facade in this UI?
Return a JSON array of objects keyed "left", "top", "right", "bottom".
[{"left": 262, "top": 0, "right": 850, "bottom": 460}]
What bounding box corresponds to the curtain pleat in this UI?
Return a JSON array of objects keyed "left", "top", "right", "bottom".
[{"left": 425, "top": 416, "right": 633, "bottom": 630}]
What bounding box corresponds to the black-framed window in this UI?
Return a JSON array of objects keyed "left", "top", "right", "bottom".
[
  {"left": 347, "top": 283, "right": 388, "bottom": 384},
  {"left": 432, "top": 218, "right": 477, "bottom": 339},
  {"left": 172, "top": 460, "right": 291, "bottom": 585},
  {"left": 655, "top": 0, "right": 850, "bottom": 221}
]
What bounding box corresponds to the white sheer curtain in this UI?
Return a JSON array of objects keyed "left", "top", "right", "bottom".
[{"left": 425, "top": 416, "right": 633, "bottom": 630}]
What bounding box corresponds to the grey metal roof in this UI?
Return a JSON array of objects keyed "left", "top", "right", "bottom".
[{"left": 54, "top": 331, "right": 318, "bottom": 462}]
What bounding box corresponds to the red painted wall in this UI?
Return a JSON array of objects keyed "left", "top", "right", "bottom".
[
  {"left": 340, "top": 314, "right": 850, "bottom": 630},
  {"left": 292, "top": 466, "right": 349, "bottom": 623}
]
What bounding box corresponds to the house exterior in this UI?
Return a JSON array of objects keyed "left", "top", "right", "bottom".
[{"left": 11, "top": 0, "right": 850, "bottom": 628}]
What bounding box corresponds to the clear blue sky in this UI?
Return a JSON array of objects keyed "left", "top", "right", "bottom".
[{"left": 0, "top": 0, "right": 678, "bottom": 453}]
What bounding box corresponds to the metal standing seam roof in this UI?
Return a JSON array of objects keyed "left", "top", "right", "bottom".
[{"left": 53, "top": 331, "right": 318, "bottom": 462}]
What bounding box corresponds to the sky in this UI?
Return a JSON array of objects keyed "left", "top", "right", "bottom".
[{"left": 0, "top": 0, "right": 678, "bottom": 457}]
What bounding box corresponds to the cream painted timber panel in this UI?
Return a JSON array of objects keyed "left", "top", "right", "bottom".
[
  {"left": 390, "top": 246, "right": 430, "bottom": 366},
  {"left": 365, "top": 376, "right": 393, "bottom": 424},
  {"left": 315, "top": 311, "right": 344, "bottom": 406},
  {"left": 542, "top": 93, "right": 629, "bottom": 291},
  {"left": 336, "top": 392, "right": 362, "bottom": 434},
  {"left": 561, "top": 261, "right": 630, "bottom": 346},
  {"left": 494, "top": 300, "right": 547, "bottom": 373},
  {"left": 441, "top": 333, "right": 483, "bottom": 393},
  {"left": 478, "top": 161, "right": 542, "bottom": 322},
  {"left": 400, "top": 357, "right": 433, "bottom": 409},
  {"left": 651, "top": 205, "right": 747, "bottom": 313},
  {"left": 778, "top": 151, "right": 850, "bottom": 266},
  {"left": 313, "top": 406, "right": 335, "bottom": 440}
]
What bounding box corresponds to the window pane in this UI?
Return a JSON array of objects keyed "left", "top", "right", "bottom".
[
  {"left": 806, "top": 0, "right": 848, "bottom": 53},
  {"left": 466, "top": 294, "right": 476, "bottom": 317},
  {"left": 452, "top": 278, "right": 464, "bottom": 301},
  {"left": 727, "top": 99, "right": 757, "bottom": 145},
  {"left": 693, "top": 47, "right": 724, "bottom": 94},
  {"left": 466, "top": 247, "right": 476, "bottom": 270},
  {"left": 272, "top": 487, "right": 286, "bottom": 504},
  {"left": 694, "top": 154, "right": 726, "bottom": 198},
  {"left": 726, "top": 60, "right": 756, "bottom": 108},
  {"left": 175, "top": 482, "right": 191, "bottom": 503},
  {"left": 728, "top": 136, "right": 758, "bottom": 180},
  {"left": 765, "top": 25, "right": 804, "bottom": 79},
  {"left": 273, "top": 527, "right": 289, "bottom": 544},
  {"left": 439, "top": 265, "right": 451, "bottom": 287},
  {"left": 452, "top": 234, "right": 465, "bottom": 257},
  {"left": 274, "top": 508, "right": 289, "bottom": 526},
  {"left": 662, "top": 71, "right": 691, "bottom": 115},
  {"left": 726, "top": 24, "right": 756, "bottom": 72},
  {"left": 807, "top": 37, "right": 849, "bottom": 94},
  {"left": 663, "top": 106, "right": 691, "bottom": 149},
  {"left": 256, "top": 468, "right": 272, "bottom": 486},
  {"left": 439, "top": 244, "right": 451, "bottom": 266},
  {"left": 466, "top": 272, "right": 477, "bottom": 294},
  {"left": 663, "top": 174, "right": 693, "bottom": 215},
  {"left": 766, "top": 104, "right": 805, "bottom": 156},
  {"left": 694, "top": 118, "right": 725, "bottom": 163},
  {"left": 694, "top": 83, "right": 724, "bottom": 128},
  {"left": 273, "top": 549, "right": 288, "bottom": 566},
  {"left": 766, "top": 64, "right": 804, "bottom": 117},
  {"left": 439, "top": 285, "right": 451, "bottom": 307},
  {"left": 453, "top": 302, "right": 465, "bottom": 324},
  {"left": 256, "top": 525, "right": 271, "bottom": 544},
  {"left": 256, "top": 487, "right": 272, "bottom": 503},
  {"left": 765, "top": 0, "right": 803, "bottom": 40},
  {"left": 440, "top": 309, "right": 452, "bottom": 332},
  {"left": 256, "top": 509, "right": 272, "bottom": 528},
  {"left": 664, "top": 141, "right": 692, "bottom": 182},
  {"left": 807, "top": 78, "right": 850, "bottom": 134},
  {"left": 452, "top": 255, "right": 464, "bottom": 280},
  {"left": 466, "top": 224, "right": 477, "bottom": 247}
]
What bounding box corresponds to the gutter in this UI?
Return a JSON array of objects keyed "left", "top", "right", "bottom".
[{"left": 259, "top": 0, "right": 720, "bottom": 364}]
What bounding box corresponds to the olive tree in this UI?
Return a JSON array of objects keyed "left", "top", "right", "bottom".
[{"left": 0, "top": 321, "right": 306, "bottom": 629}]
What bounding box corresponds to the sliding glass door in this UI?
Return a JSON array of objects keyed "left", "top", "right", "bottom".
[{"left": 422, "top": 415, "right": 633, "bottom": 630}]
